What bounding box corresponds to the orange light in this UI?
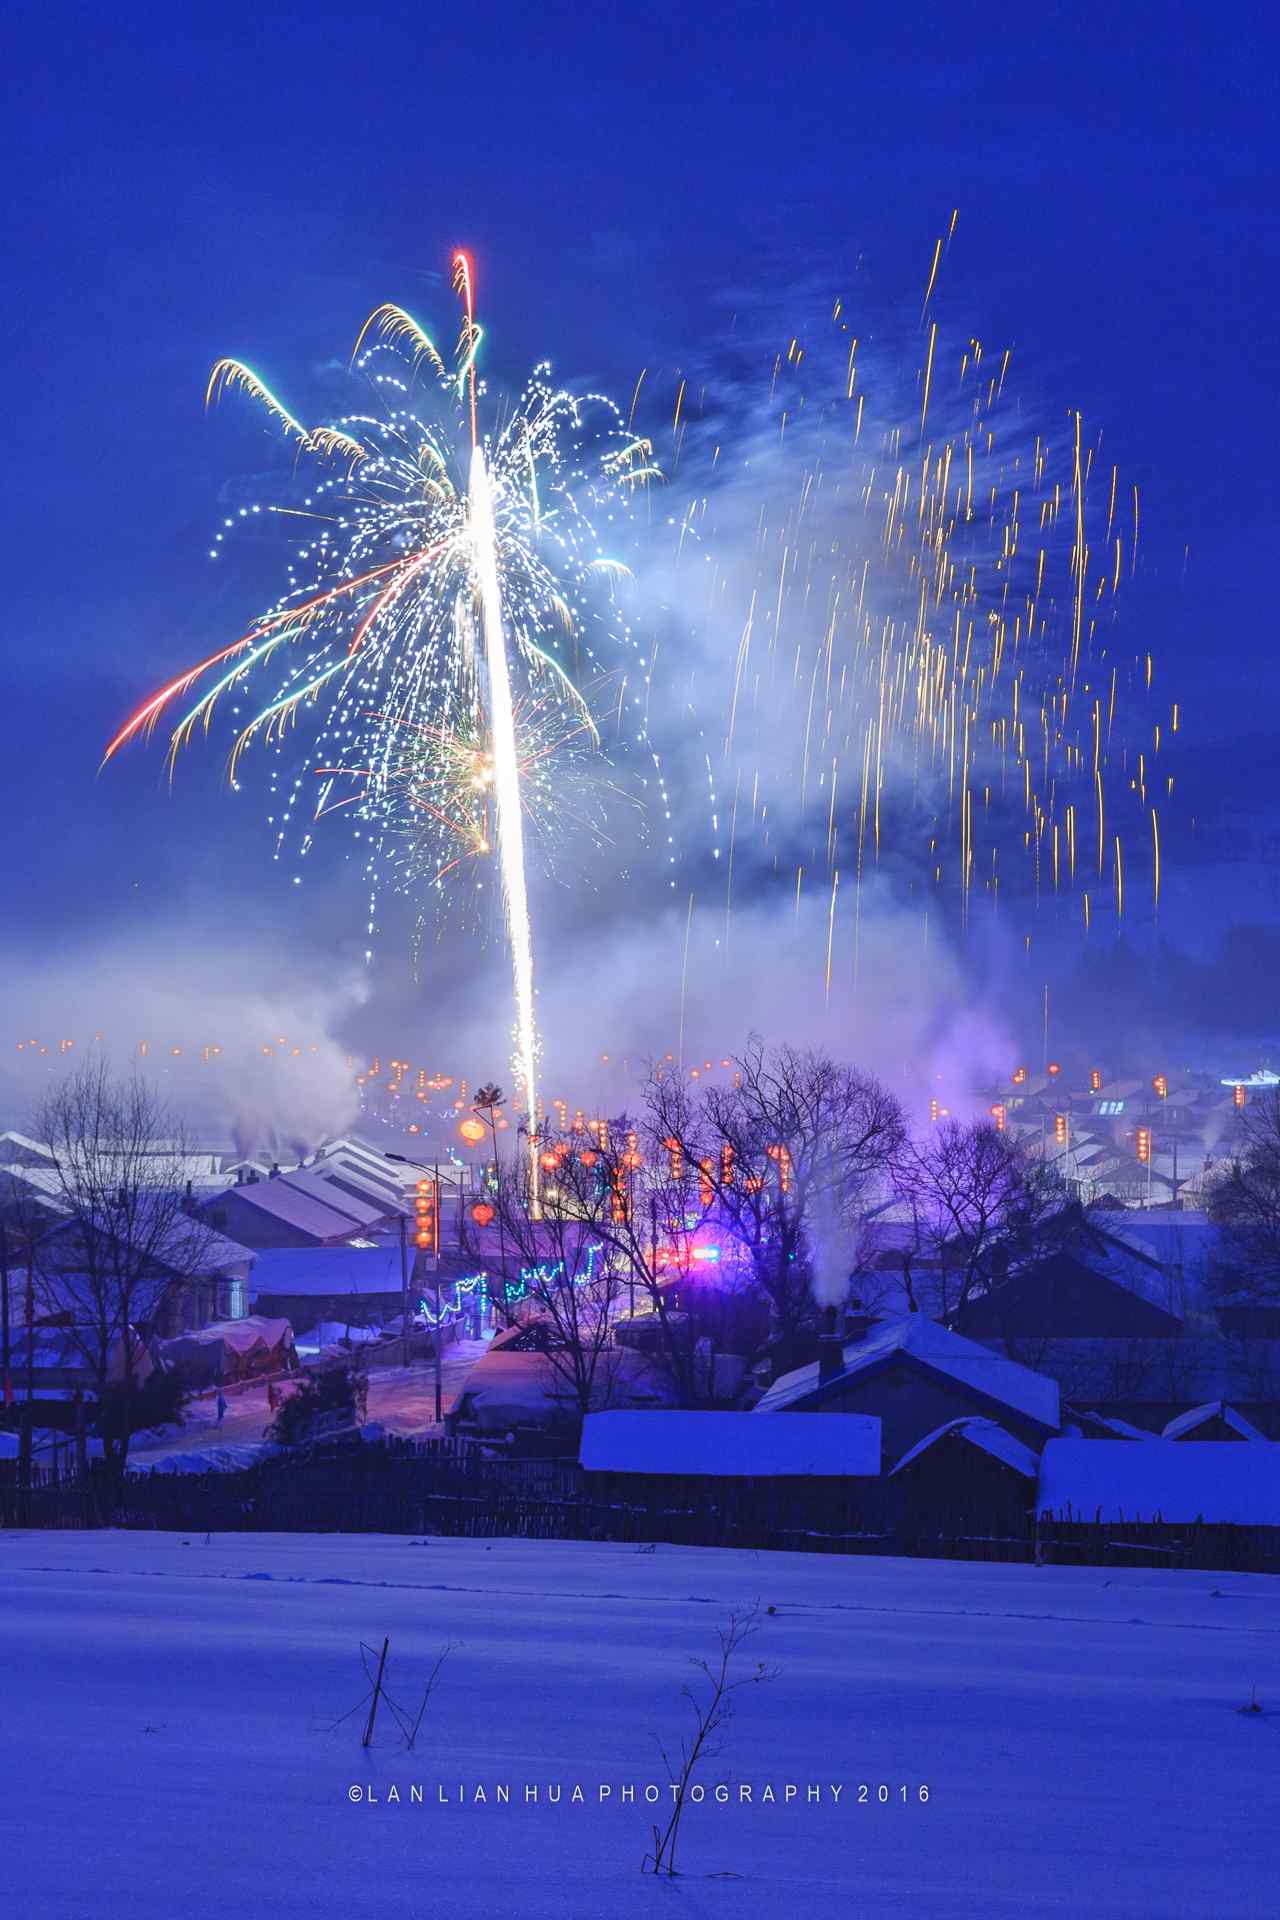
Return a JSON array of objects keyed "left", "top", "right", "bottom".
[
  {"left": 1136, "top": 1127, "right": 1151, "bottom": 1163},
  {"left": 458, "top": 1118, "right": 486, "bottom": 1145},
  {"left": 1047, "top": 1061, "right": 1061, "bottom": 1077},
  {"left": 1054, "top": 1113, "right": 1067, "bottom": 1144},
  {"left": 470, "top": 1201, "right": 495, "bottom": 1227},
  {"left": 1234, "top": 1082, "right": 1247, "bottom": 1109},
  {"left": 1090, "top": 1069, "right": 1102, "bottom": 1092},
  {"left": 991, "top": 1104, "right": 1007, "bottom": 1132},
  {"left": 1153, "top": 1074, "right": 1168, "bottom": 1099}
]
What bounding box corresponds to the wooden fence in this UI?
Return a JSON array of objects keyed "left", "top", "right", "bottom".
[{"left": 2, "top": 1447, "right": 1276, "bottom": 1571}]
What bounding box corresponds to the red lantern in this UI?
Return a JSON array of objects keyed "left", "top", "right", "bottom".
[
  {"left": 459, "top": 1117, "right": 486, "bottom": 1145},
  {"left": 470, "top": 1201, "right": 495, "bottom": 1227}
]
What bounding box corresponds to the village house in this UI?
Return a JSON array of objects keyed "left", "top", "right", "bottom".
[
  {"left": 949, "top": 1212, "right": 1185, "bottom": 1341},
  {"left": 580, "top": 1409, "right": 882, "bottom": 1545},
  {"left": 753, "top": 1315, "right": 1060, "bottom": 1467},
  {"left": 1036, "top": 1436, "right": 1280, "bottom": 1569},
  {"left": 889, "top": 1416, "right": 1040, "bottom": 1546}
]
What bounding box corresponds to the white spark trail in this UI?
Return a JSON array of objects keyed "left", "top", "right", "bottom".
[{"left": 469, "top": 445, "right": 540, "bottom": 1206}]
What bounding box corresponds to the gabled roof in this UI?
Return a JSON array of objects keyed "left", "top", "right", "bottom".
[
  {"left": 1037, "top": 1437, "right": 1280, "bottom": 1525},
  {"left": 754, "top": 1315, "right": 1060, "bottom": 1429},
  {"left": 207, "top": 1178, "right": 361, "bottom": 1243},
  {"left": 891, "top": 1416, "right": 1040, "bottom": 1480},
  {"left": 1068, "top": 1410, "right": 1155, "bottom": 1439},
  {"left": 275, "top": 1170, "right": 389, "bottom": 1228},
  {"left": 1161, "top": 1401, "right": 1269, "bottom": 1442},
  {"left": 581, "top": 1409, "right": 880, "bottom": 1477}
]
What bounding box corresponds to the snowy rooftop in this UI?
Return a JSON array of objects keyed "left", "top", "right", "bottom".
[
  {"left": 581, "top": 1409, "right": 881, "bottom": 1477},
  {"left": 160, "top": 1315, "right": 294, "bottom": 1358},
  {"left": 1161, "top": 1401, "right": 1270, "bottom": 1442},
  {"left": 754, "top": 1314, "right": 1060, "bottom": 1430},
  {"left": 1037, "top": 1437, "right": 1280, "bottom": 1525},
  {"left": 250, "top": 1245, "right": 407, "bottom": 1299},
  {"left": 891, "top": 1417, "right": 1041, "bottom": 1480},
  {"left": 275, "top": 1170, "right": 391, "bottom": 1229},
  {"left": 206, "top": 1178, "right": 361, "bottom": 1242}
]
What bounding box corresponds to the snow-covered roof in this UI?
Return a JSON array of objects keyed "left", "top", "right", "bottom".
[
  {"left": 275, "top": 1170, "right": 389, "bottom": 1229},
  {"left": 1068, "top": 1411, "right": 1156, "bottom": 1439},
  {"left": 581, "top": 1409, "right": 881, "bottom": 1477},
  {"left": 0, "top": 1162, "right": 68, "bottom": 1206},
  {"left": 1037, "top": 1438, "right": 1280, "bottom": 1525},
  {"left": 209, "top": 1178, "right": 360, "bottom": 1242},
  {"left": 312, "top": 1152, "right": 405, "bottom": 1204},
  {"left": 754, "top": 1315, "right": 1060, "bottom": 1430},
  {"left": 1161, "top": 1401, "right": 1270, "bottom": 1442},
  {"left": 161, "top": 1315, "right": 293, "bottom": 1358},
  {"left": 891, "top": 1416, "right": 1040, "bottom": 1480},
  {"left": 250, "top": 1245, "right": 407, "bottom": 1298}
]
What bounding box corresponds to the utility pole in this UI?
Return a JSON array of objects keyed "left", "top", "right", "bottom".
[
  {"left": 433, "top": 1164, "right": 443, "bottom": 1426},
  {"left": 1, "top": 1217, "right": 11, "bottom": 1416},
  {"left": 398, "top": 1210, "right": 410, "bottom": 1369},
  {"left": 21, "top": 1254, "right": 34, "bottom": 1485}
]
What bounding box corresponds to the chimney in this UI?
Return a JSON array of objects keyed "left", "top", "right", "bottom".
[{"left": 817, "top": 1304, "right": 844, "bottom": 1386}]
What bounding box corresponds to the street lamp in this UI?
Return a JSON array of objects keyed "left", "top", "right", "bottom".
[{"left": 386, "top": 1150, "right": 444, "bottom": 1423}]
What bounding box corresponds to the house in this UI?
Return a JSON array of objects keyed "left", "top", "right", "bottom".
[
  {"left": 2, "top": 1323, "right": 154, "bottom": 1397},
  {"left": 890, "top": 1417, "right": 1039, "bottom": 1543},
  {"left": 949, "top": 1213, "right": 1185, "bottom": 1341},
  {"left": 753, "top": 1315, "right": 1060, "bottom": 1467},
  {"left": 158, "top": 1316, "right": 296, "bottom": 1388},
  {"left": 1161, "top": 1401, "right": 1269, "bottom": 1442},
  {"left": 200, "top": 1166, "right": 404, "bottom": 1249},
  {"left": 449, "top": 1324, "right": 675, "bottom": 1447},
  {"left": 249, "top": 1244, "right": 414, "bottom": 1334},
  {"left": 579, "top": 1409, "right": 882, "bottom": 1545},
  {"left": 1037, "top": 1437, "right": 1280, "bottom": 1529},
  {"left": 34, "top": 1213, "right": 256, "bottom": 1337}
]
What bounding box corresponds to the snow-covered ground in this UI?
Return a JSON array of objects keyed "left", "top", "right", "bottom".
[
  {"left": 129, "top": 1338, "right": 492, "bottom": 1470},
  {"left": 2, "top": 1531, "right": 1276, "bottom": 1918}
]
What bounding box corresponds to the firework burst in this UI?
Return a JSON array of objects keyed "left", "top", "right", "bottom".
[{"left": 104, "top": 251, "right": 666, "bottom": 1163}]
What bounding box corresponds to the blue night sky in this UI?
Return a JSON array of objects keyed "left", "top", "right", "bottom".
[{"left": 3, "top": 0, "right": 1278, "bottom": 1095}]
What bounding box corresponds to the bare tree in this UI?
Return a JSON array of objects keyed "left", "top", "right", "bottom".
[
  {"left": 892, "top": 1117, "right": 1065, "bottom": 1321},
  {"left": 487, "top": 1120, "right": 708, "bottom": 1409},
  {"left": 647, "top": 1040, "right": 906, "bottom": 1348},
  {"left": 644, "top": 1606, "right": 778, "bottom": 1877},
  {"left": 31, "top": 1061, "right": 221, "bottom": 1481},
  {"left": 1203, "top": 1091, "right": 1280, "bottom": 1321},
  {"left": 486, "top": 1152, "right": 633, "bottom": 1417}
]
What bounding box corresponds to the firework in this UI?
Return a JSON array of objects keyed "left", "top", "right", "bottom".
[
  {"left": 667, "top": 224, "right": 1176, "bottom": 991},
  {"left": 103, "top": 251, "right": 664, "bottom": 1166}
]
